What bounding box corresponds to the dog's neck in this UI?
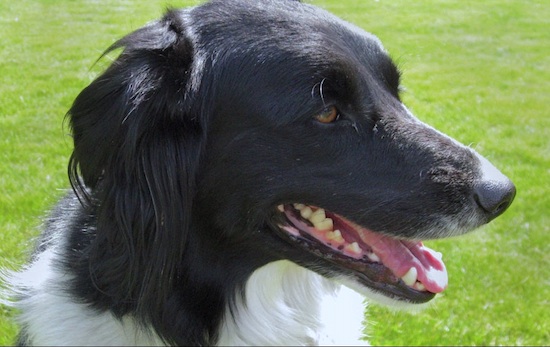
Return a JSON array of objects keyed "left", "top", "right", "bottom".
[
  {"left": 10, "top": 236, "right": 367, "bottom": 345},
  {"left": 217, "top": 260, "right": 368, "bottom": 345}
]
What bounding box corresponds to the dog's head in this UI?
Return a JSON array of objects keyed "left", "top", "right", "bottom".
[{"left": 68, "top": 0, "right": 515, "bottom": 323}]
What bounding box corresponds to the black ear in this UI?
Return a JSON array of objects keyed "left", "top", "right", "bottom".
[
  {"left": 70, "top": 10, "right": 197, "bottom": 191},
  {"left": 67, "top": 9, "right": 202, "bottom": 318}
]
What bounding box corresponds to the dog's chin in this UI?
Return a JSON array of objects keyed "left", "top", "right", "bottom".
[
  {"left": 335, "top": 276, "right": 437, "bottom": 311},
  {"left": 271, "top": 204, "right": 450, "bottom": 305}
]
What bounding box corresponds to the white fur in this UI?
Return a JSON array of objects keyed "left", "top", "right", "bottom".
[
  {"left": 218, "top": 261, "right": 367, "bottom": 346},
  {"left": 2, "top": 230, "right": 164, "bottom": 346},
  {"left": 3, "top": 231, "right": 368, "bottom": 346}
]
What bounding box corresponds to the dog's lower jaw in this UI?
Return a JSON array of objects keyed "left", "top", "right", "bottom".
[
  {"left": 218, "top": 260, "right": 368, "bottom": 346},
  {"left": 335, "top": 275, "right": 436, "bottom": 312}
]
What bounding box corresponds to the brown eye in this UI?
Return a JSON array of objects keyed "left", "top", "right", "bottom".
[{"left": 314, "top": 106, "right": 339, "bottom": 123}]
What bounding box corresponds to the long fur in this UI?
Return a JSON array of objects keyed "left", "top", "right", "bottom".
[{"left": 2, "top": 0, "right": 515, "bottom": 345}]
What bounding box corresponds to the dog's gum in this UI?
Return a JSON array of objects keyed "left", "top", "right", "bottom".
[{"left": 286, "top": 203, "right": 380, "bottom": 262}]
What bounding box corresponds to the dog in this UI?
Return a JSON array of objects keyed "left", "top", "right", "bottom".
[{"left": 1, "top": 0, "right": 516, "bottom": 345}]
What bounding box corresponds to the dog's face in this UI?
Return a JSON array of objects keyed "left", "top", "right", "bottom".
[
  {"left": 192, "top": 0, "right": 515, "bottom": 304},
  {"left": 70, "top": 0, "right": 515, "bottom": 309}
]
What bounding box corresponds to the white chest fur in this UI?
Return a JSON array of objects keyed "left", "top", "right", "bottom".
[
  {"left": 5, "top": 242, "right": 367, "bottom": 345},
  {"left": 218, "top": 260, "right": 368, "bottom": 346}
]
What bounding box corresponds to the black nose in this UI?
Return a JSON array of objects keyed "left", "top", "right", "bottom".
[{"left": 474, "top": 179, "right": 516, "bottom": 220}]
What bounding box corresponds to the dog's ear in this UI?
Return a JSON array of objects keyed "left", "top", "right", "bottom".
[
  {"left": 67, "top": 10, "right": 202, "bottom": 317},
  {"left": 69, "top": 10, "right": 198, "bottom": 191}
]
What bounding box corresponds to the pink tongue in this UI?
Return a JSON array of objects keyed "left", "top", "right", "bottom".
[{"left": 359, "top": 229, "right": 448, "bottom": 293}]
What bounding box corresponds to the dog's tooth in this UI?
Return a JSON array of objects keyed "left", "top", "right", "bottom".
[
  {"left": 367, "top": 252, "right": 380, "bottom": 263},
  {"left": 299, "top": 206, "right": 313, "bottom": 219},
  {"left": 344, "top": 242, "right": 362, "bottom": 255},
  {"left": 277, "top": 205, "right": 285, "bottom": 212},
  {"left": 414, "top": 282, "right": 426, "bottom": 291},
  {"left": 309, "top": 208, "right": 326, "bottom": 223},
  {"left": 314, "top": 218, "right": 333, "bottom": 231},
  {"left": 401, "top": 267, "right": 418, "bottom": 286},
  {"left": 294, "top": 203, "right": 305, "bottom": 210},
  {"left": 326, "top": 230, "right": 345, "bottom": 244}
]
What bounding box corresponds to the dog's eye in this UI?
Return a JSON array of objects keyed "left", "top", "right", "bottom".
[{"left": 314, "top": 106, "right": 340, "bottom": 124}]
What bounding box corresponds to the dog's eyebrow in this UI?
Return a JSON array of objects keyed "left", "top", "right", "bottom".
[
  {"left": 317, "top": 78, "right": 328, "bottom": 107},
  {"left": 310, "top": 75, "right": 346, "bottom": 107},
  {"left": 310, "top": 63, "right": 361, "bottom": 105}
]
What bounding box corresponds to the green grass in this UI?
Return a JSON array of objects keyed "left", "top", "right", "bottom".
[{"left": 1, "top": 0, "right": 548, "bottom": 345}]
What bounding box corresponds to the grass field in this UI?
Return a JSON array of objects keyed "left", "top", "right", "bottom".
[{"left": 1, "top": 0, "right": 548, "bottom": 345}]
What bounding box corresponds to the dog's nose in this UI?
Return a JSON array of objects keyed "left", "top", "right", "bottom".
[
  {"left": 473, "top": 155, "right": 516, "bottom": 220},
  {"left": 474, "top": 179, "right": 516, "bottom": 219}
]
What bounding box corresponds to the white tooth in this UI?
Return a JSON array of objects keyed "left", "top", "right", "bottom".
[
  {"left": 344, "top": 242, "right": 362, "bottom": 255},
  {"left": 401, "top": 267, "right": 418, "bottom": 286},
  {"left": 326, "top": 230, "right": 345, "bottom": 244},
  {"left": 414, "top": 282, "right": 426, "bottom": 291},
  {"left": 294, "top": 203, "right": 305, "bottom": 210},
  {"left": 314, "top": 218, "right": 333, "bottom": 231},
  {"left": 309, "top": 208, "right": 326, "bottom": 223},
  {"left": 277, "top": 205, "right": 285, "bottom": 212},
  {"left": 367, "top": 252, "right": 380, "bottom": 263},
  {"left": 300, "top": 206, "right": 313, "bottom": 219}
]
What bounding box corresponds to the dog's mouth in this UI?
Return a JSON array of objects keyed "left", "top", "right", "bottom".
[{"left": 274, "top": 204, "right": 448, "bottom": 303}]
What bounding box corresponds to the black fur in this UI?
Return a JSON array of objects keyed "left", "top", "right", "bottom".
[{"left": 11, "top": 0, "right": 515, "bottom": 345}]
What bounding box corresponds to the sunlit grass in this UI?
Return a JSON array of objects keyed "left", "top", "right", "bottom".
[{"left": 1, "top": 0, "right": 548, "bottom": 345}]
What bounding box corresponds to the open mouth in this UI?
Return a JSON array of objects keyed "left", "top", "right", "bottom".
[{"left": 274, "top": 204, "right": 448, "bottom": 303}]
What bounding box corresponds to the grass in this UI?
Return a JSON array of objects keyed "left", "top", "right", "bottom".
[{"left": 0, "top": 0, "right": 548, "bottom": 345}]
